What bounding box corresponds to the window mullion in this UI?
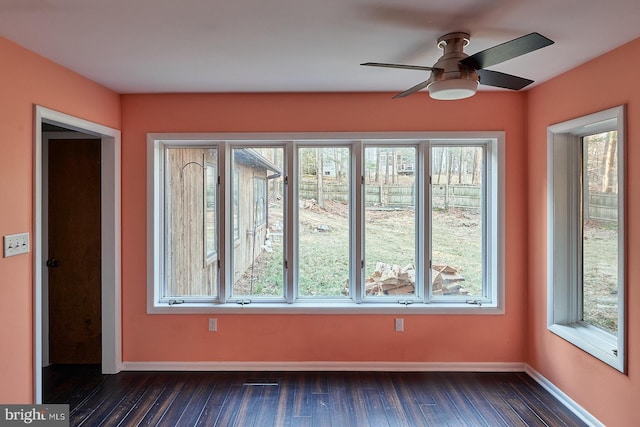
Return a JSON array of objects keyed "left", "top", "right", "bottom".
[
  {"left": 419, "top": 141, "right": 430, "bottom": 302},
  {"left": 352, "top": 141, "right": 363, "bottom": 303},
  {"left": 218, "top": 142, "right": 228, "bottom": 303},
  {"left": 569, "top": 135, "right": 582, "bottom": 323},
  {"left": 286, "top": 141, "right": 296, "bottom": 303},
  {"left": 481, "top": 144, "right": 490, "bottom": 299}
]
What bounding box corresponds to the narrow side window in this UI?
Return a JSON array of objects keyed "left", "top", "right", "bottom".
[{"left": 547, "top": 105, "right": 625, "bottom": 372}]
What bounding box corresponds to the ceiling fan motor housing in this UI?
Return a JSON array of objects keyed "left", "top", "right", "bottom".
[{"left": 428, "top": 32, "right": 479, "bottom": 99}]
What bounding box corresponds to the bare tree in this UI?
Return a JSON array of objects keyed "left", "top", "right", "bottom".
[
  {"left": 316, "top": 148, "right": 324, "bottom": 207},
  {"left": 457, "top": 147, "right": 463, "bottom": 184},
  {"left": 375, "top": 148, "right": 380, "bottom": 183},
  {"left": 384, "top": 149, "right": 390, "bottom": 185},
  {"left": 436, "top": 147, "right": 446, "bottom": 184},
  {"left": 601, "top": 132, "right": 617, "bottom": 193}
]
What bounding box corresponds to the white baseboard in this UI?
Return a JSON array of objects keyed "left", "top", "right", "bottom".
[
  {"left": 525, "top": 365, "right": 603, "bottom": 427},
  {"left": 122, "top": 361, "right": 526, "bottom": 373}
]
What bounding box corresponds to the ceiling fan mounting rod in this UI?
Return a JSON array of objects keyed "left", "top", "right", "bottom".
[{"left": 437, "top": 32, "right": 470, "bottom": 54}]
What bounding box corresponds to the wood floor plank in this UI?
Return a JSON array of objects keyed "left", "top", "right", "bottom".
[
  {"left": 112, "top": 382, "right": 168, "bottom": 427},
  {"left": 158, "top": 372, "right": 213, "bottom": 426},
  {"left": 212, "top": 384, "right": 245, "bottom": 426},
  {"left": 434, "top": 375, "right": 483, "bottom": 426},
  {"left": 94, "top": 373, "right": 156, "bottom": 427},
  {"left": 135, "top": 376, "right": 188, "bottom": 426},
  {"left": 327, "top": 373, "right": 364, "bottom": 427},
  {"left": 377, "top": 373, "right": 414, "bottom": 426},
  {"left": 511, "top": 373, "right": 587, "bottom": 426},
  {"left": 273, "top": 373, "right": 296, "bottom": 426},
  {"left": 69, "top": 371, "right": 146, "bottom": 426},
  {"left": 43, "top": 367, "right": 590, "bottom": 427},
  {"left": 395, "top": 373, "right": 437, "bottom": 405},
  {"left": 292, "top": 372, "right": 314, "bottom": 418},
  {"left": 362, "top": 386, "right": 391, "bottom": 427},
  {"left": 419, "top": 374, "right": 470, "bottom": 427},
  {"left": 452, "top": 373, "right": 513, "bottom": 427}
]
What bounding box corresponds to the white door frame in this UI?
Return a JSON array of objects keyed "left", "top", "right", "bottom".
[{"left": 33, "top": 105, "right": 122, "bottom": 403}]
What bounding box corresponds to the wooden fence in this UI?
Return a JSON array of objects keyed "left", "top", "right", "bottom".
[
  {"left": 586, "top": 192, "right": 618, "bottom": 221},
  {"left": 300, "top": 180, "right": 618, "bottom": 221}
]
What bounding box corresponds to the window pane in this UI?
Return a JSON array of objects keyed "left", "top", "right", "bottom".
[
  {"left": 165, "top": 147, "right": 218, "bottom": 298},
  {"left": 582, "top": 131, "right": 618, "bottom": 333},
  {"left": 431, "top": 146, "right": 484, "bottom": 298},
  {"left": 364, "top": 147, "right": 416, "bottom": 297},
  {"left": 233, "top": 169, "right": 239, "bottom": 241},
  {"left": 205, "top": 162, "right": 216, "bottom": 261},
  {"left": 232, "top": 147, "right": 285, "bottom": 298},
  {"left": 298, "top": 147, "right": 350, "bottom": 297}
]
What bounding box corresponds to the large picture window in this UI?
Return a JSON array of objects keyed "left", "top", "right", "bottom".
[
  {"left": 547, "top": 106, "right": 626, "bottom": 372},
  {"left": 148, "top": 133, "right": 504, "bottom": 313}
]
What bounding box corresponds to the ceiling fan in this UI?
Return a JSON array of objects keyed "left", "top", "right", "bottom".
[{"left": 362, "top": 32, "right": 554, "bottom": 100}]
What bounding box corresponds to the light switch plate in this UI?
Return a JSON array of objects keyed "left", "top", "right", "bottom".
[{"left": 4, "top": 233, "right": 30, "bottom": 257}]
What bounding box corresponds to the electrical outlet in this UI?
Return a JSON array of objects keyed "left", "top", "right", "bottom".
[
  {"left": 3, "top": 233, "right": 30, "bottom": 257},
  {"left": 395, "top": 318, "right": 404, "bottom": 332},
  {"left": 208, "top": 318, "right": 217, "bottom": 332}
]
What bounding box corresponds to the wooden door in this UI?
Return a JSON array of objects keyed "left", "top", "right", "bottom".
[{"left": 48, "top": 139, "right": 102, "bottom": 364}]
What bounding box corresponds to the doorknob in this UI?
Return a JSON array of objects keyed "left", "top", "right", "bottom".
[{"left": 46, "top": 259, "right": 60, "bottom": 268}]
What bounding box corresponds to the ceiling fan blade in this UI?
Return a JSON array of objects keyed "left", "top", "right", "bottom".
[
  {"left": 460, "top": 32, "right": 554, "bottom": 70},
  {"left": 477, "top": 69, "right": 533, "bottom": 90},
  {"left": 361, "top": 62, "right": 441, "bottom": 72},
  {"left": 392, "top": 79, "right": 431, "bottom": 98}
]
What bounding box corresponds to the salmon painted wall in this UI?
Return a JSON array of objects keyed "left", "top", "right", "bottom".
[
  {"left": 527, "top": 37, "right": 640, "bottom": 425},
  {"left": 121, "top": 92, "right": 529, "bottom": 364},
  {"left": 0, "top": 36, "right": 120, "bottom": 403}
]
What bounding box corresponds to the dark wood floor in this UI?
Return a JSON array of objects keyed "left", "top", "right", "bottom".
[{"left": 43, "top": 366, "right": 588, "bottom": 426}]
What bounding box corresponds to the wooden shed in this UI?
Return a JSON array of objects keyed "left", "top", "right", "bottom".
[{"left": 165, "top": 147, "right": 281, "bottom": 298}]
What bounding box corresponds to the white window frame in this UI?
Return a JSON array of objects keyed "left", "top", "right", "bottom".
[
  {"left": 547, "top": 105, "right": 626, "bottom": 372},
  {"left": 147, "top": 132, "right": 504, "bottom": 315}
]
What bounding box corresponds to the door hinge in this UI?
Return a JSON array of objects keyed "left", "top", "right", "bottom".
[
  {"left": 284, "top": 176, "right": 288, "bottom": 185},
  {"left": 284, "top": 260, "right": 288, "bottom": 269}
]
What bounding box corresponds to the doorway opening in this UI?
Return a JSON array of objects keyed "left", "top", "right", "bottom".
[{"left": 34, "top": 106, "right": 121, "bottom": 404}]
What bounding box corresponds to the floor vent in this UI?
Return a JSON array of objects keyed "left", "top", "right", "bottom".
[{"left": 242, "top": 378, "right": 279, "bottom": 386}]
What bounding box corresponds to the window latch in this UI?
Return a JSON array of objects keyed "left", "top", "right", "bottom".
[
  {"left": 237, "top": 299, "right": 252, "bottom": 306},
  {"left": 398, "top": 300, "right": 413, "bottom": 306},
  {"left": 168, "top": 299, "right": 184, "bottom": 306},
  {"left": 466, "top": 300, "right": 483, "bottom": 306}
]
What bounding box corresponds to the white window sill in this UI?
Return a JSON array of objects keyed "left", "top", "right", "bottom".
[
  {"left": 548, "top": 322, "right": 622, "bottom": 372},
  {"left": 148, "top": 301, "right": 503, "bottom": 315}
]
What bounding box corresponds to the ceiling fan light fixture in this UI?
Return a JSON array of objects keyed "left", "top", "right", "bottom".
[{"left": 427, "top": 78, "right": 478, "bottom": 100}]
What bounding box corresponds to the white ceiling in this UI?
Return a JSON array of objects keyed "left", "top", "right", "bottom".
[{"left": 1, "top": 0, "right": 639, "bottom": 94}]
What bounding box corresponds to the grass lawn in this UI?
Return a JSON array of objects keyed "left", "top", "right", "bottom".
[{"left": 234, "top": 200, "right": 618, "bottom": 334}]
